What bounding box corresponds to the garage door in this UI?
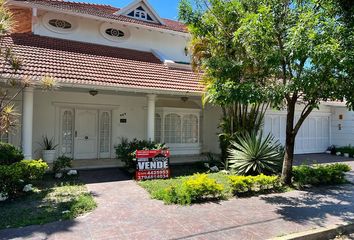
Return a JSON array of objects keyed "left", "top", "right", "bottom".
[{"left": 264, "top": 114, "right": 330, "bottom": 154}]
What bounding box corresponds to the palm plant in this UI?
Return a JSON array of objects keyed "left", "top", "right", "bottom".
[
  {"left": 41, "top": 136, "right": 58, "bottom": 150},
  {"left": 228, "top": 132, "right": 284, "bottom": 176}
]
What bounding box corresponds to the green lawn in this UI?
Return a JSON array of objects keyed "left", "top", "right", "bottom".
[{"left": 0, "top": 175, "right": 96, "bottom": 230}]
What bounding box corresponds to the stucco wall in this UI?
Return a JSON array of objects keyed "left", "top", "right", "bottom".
[
  {"left": 12, "top": 89, "right": 354, "bottom": 161},
  {"left": 27, "top": 90, "right": 222, "bottom": 160},
  {"left": 32, "top": 90, "right": 148, "bottom": 159},
  {"left": 33, "top": 10, "right": 190, "bottom": 63}
]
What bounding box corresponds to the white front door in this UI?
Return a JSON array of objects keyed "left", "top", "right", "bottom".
[{"left": 74, "top": 109, "right": 98, "bottom": 159}]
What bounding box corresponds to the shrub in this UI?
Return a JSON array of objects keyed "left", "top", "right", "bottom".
[
  {"left": 293, "top": 163, "right": 351, "bottom": 187},
  {"left": 16, "top": 160, "right": 48, "bottom": 180},
  {"left": 115, "top": 138, "right": 167, "bottom": 171},
  {"left": 0, "top": 142, "right": 24, "bottom": 165},
  {"left": 0, "top": 164, "right": 25, "bottom": 197},
  {"left": 162, "top": 173, "right": 224, "bottom": 205},
  {"left": 53, "top": 156, "right": 73, "bottom": 173},
  {"left": 228, "top": 132, "right": 284, "bottom": 176},
  {"left": 0, "top": 160, "right": 48, "bottom": 198},
  {"left": 229, "top": 174, "right": 280, "bottom": 195},
  {"left": 336, "top": 146, "right": 354, "bottom": 157}
]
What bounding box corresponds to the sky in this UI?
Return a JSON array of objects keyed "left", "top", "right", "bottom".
[{"left": 82, "top": 0, "right": 181, "bottom": 20}]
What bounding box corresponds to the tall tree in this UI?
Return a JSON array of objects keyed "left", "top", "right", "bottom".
[
  {"left": 179, "top": 0, "right": 354, "bottom": 184},
  {"left": 179, "top": 0, "right": 272, "bottom": 164}
]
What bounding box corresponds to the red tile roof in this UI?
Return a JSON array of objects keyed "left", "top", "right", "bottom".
[
  {"left": 12, "top": 0, "right": 188, "bottom": 33},
  {"left": 0, "top": 34, "right": 202, "bottom": 93}
]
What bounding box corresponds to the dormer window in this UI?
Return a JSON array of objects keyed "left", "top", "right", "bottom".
[
  {"left": 134, "top": 10, "right": 146, "bottom": 20},
  {"left": 127, "top": 6, "right": 154, "bottom": 22},
  {"left": 48, "top": 19, "right": 72, "bottom": 29}
]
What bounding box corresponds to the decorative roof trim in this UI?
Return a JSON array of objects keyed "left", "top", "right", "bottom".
[
  {"left": 7, "top": 0, "right": 189, "bottom": 36},
  {"left": 116, "top": 0, "right": 165, "bottom": 25}
]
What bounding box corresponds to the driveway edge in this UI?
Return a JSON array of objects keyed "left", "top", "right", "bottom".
[{"left": 270, "top": 222, "right": 354, "bottom": 240}]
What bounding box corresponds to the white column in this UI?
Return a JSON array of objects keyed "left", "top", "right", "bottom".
[
  {"left": 147, "top": 94, "right": 156, "bottom": 142},
  {"left": 22, "top": 87, "right": 34, "bottom": 159}
]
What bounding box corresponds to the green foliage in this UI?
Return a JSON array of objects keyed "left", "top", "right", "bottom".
[
  {"left": 292, "top": 163, "right": 351, "bottom": 187},
  {"left": 40, "top": 135, "right": 58, "bottom": 150},
  {"left": 228, "top": 132, "right": 284, "bottom": 175},
  {"left": 229, "top": 174, "right": 280, "bottom": 195},
  {"left": 161, "top": 173, "right": 224, "bottom": 205},
  {"left": 0, "top": 179, "right": 96, "bottom": 229},
  {"left": 53, "top": 156, "right": 73, "bottom": 173},
  {"left": 218, "top": 103, "right": 269, "bottom": 163},
  {"left": 336, "top": 146, "right": 354, "bottom": 157},
  {"left": 0, "top": 164, "right": 25, "bottom": 197},
  {"left": 0, "top": 160, "right": 48, "bottom": 198},
  {"left": 0, "top": 142, "right": 24, "bottom": 165},
  {"left": 115, "top": 138, "right": 167, "bottom": 171},
  {"left": 179, "top": 0, "right": 354, "bottom": 184},
  {"left": 16, "top": 159, "right": 48, "bottom": 180},
  {"left": 66, "top": 193, "right": 97, "bottom": 217}
]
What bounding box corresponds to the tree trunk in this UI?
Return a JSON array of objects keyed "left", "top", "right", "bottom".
[{"left": 281, "top": 100, "right": 296, "bottom": 185}]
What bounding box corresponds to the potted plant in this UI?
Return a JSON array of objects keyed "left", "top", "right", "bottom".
[{"left": 41, "top": 136, "right": 58, "bottom": 163}]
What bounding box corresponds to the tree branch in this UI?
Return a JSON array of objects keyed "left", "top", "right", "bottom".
[{"left": 293, "top": 102, "right": 315, "bottom": 135}]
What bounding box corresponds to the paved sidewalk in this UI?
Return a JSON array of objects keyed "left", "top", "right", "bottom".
[{"left": 0, "top": 157, "right": 353, "bottom": 240}]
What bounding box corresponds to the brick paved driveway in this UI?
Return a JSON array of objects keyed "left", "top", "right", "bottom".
[{"left": 0, "top": 155, "right": 353, "bottom": 240}]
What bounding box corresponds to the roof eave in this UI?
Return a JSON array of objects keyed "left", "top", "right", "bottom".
[
  {"left": 7, "top": 0, "right": 190, "bottom": 37},
  {"left": 0, "top": 75, "right": 203, "bottom": 96}
]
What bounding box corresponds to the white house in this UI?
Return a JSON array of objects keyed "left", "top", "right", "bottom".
[{"left": 1, "top": 0, "right": 353, "bottom": 167}]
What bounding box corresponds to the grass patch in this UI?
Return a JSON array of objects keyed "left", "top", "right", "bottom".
[
  {"left": 139, "top": 172, "right": 251, "bottom": 203},
  {"left": 0, "top": 174, "right": 96, "bottom": 230}
]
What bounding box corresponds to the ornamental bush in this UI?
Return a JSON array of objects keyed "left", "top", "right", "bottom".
[
  {"left": 162, "top": 173, "right": 224, "bottom": 205},
  {"left": 16, "top": 160, "right": 48, "bottom": 180},
  {"left": 335, "top": 146, "right": 354, "bottom": 157},
  {"left": 53, "top": 156, "right": 73, "bottom": 173},
  {"left": 229, "top": 174, "right": 280, "bottom": 195},
  {"left": 0, "top": 142, "right": 24, "bottom": 165},
  {"left": 292, "top": 163, "right": 351, "bottom": 187},
  {"left": 115, "top": 138, "right": 167, "bottom": 171},
  {"left": 0, "top": 160, "right": 48, "bottom": 198}
]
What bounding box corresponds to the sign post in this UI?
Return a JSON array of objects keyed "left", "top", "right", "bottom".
[{"left": 135, "top": 150, "right": 171, "bottom": 180}]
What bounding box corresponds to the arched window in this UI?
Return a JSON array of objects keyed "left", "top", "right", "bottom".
[
  {"left": 155, "top": 113, "right": 162, "bottom": 143},
  {"left": 100, "top": 112, "right": 111, "bottom": 154},
  {"left": 48, "top": 19, "right": 72, "bottom": 29},
  {"left": 105, "top": 28, "right": 125, "bottom": 38},
  {"left": 61, "top": 110, "right": 73, "bottom": 155},
  {"left": 135, "top": 10, "right": 147, "bottom": 20},
  {"left": 164, "top": 114, "right": 181, "bottom": 143},
  {"left": 182, "top": 115, "right": 199, "bottom": 143}
]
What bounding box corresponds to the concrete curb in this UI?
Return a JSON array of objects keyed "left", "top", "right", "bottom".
[{"left": 270, "top": 222, "right": 354, "bottom": 240}]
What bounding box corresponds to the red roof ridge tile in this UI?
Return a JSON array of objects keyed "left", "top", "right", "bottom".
[{"left": 31, "top": 0, "right": 118, "bottom": 9}]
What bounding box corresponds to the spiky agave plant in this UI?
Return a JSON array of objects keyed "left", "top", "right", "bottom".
[{"left": 228, "top": 132, "right": 284, "bottom": 176}]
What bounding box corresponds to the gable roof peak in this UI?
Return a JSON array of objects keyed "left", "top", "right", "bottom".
[{"left": 116, "top": 0, "right": 165, "bottom": 25}]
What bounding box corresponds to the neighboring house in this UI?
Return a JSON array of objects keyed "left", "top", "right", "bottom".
[{"left": 1, "top": 0, "right": 353, "bottom": 165}]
